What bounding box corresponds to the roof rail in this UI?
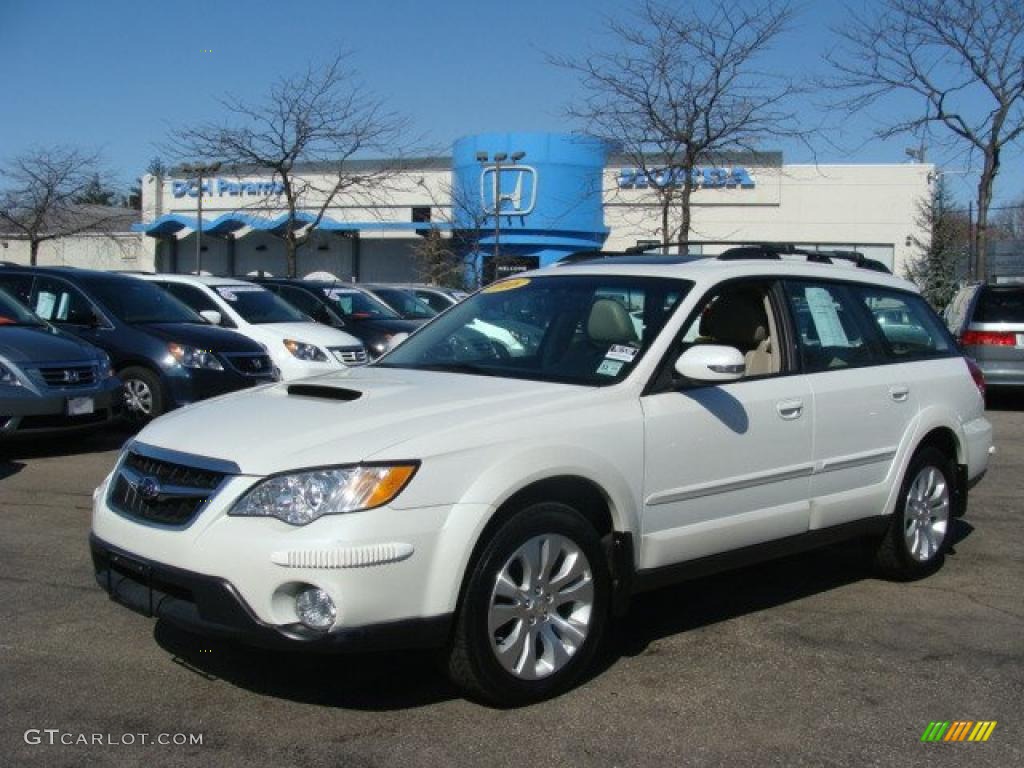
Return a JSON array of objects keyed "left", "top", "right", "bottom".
[{"left": 717, "top": 244, "right": 891, "bottom": 273}]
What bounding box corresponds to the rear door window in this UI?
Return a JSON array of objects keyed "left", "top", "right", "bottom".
[
  {"left": 975, "top": 288, "right": 1024, "bottom": 324},
  {"left": 783, "top": 281, "right": 881, "bottom": 372},
  {"left": 31, "top": 277, "right": 97, "bottom": 326}
]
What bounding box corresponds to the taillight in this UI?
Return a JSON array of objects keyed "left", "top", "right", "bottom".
[
  {"left": 961, "top": 330, "right": 1016, "bottom": 346},
  {"left": 965, "top": 357, "right": 986, "bottom": 398}
]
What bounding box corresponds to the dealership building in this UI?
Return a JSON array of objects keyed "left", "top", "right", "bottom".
[{"left": 94, "top": 131, "right": 933, "bottom": 280}]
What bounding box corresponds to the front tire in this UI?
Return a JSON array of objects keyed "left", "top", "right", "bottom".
[
  {"left": 445, "top": 502, "right": 610, "bottom": 706},
  {"left": 119, "top": 366, "right": 165, "bottom": 424},
  {"left": 874, "top": 446, "right": 956, "bottom": 580}
]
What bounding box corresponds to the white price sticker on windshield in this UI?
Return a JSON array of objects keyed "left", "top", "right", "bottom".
[
  {"left": 605, "top": 344, "right": 639, "bottom": 362},
  {"left": 215, "top": 285, "right": 264, "bottom": 302}
]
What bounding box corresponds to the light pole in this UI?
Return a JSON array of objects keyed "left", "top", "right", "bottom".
[
  {"left": 476, "top": 150, "right": 525, "bottom": 279},
  {"left": 181, "top": 161, "right": 221, "bottom": 274}
]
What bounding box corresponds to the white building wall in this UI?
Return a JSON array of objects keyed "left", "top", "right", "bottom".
[{"left": 0, "top": 232, "right": 150, "bottom": 271}]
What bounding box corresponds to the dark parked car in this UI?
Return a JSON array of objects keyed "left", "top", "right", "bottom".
[
  {"left": 945, "top": 282, "right": 1024, "bottom": 390},
  {"left": 363, "top": 283, "right": 468, "bottom": 314},
  {"left": 0, "top": 287, "right": 123, "bottom": 436},
  {"left": 0, "top": 267, "right": 277, "bottom": 422},
  {"left": 254, "top": 279, "right": 421, "bottom": 358}
]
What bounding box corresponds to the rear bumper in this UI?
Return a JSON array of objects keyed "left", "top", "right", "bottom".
[{"left": 89, "top": 534, "right": 453, "bottom": 652}]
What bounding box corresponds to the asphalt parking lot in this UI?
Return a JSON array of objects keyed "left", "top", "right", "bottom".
[{"left": 1, "top": 400, "right": 1022, "bottom": 768}]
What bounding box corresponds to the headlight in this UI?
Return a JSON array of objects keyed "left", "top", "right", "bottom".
[
  {"left": 230, "top": 464, "right": 418, "bottom": 525},
  {"left": 168, "top": 343, "right": 224, "bottom": 371},
  {"left": 0, "top": 361, "right": 23, "bottom": 387},
  {"left": 283, "top": 339, "right": 327, "bottom": 362},
  {"left": 371, "top": 336, "right": 392, "bottom": 355}
]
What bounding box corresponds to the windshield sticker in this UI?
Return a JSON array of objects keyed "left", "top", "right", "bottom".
[
  {"left": 482, "top": 278, "right": 531, "bottom": 294},
  {"left": 605, "top": 344, "right": 639, "bottom": 363},
  {"left": 596, "top": 359, "right": 625, "bottom": 377},
  {"left": 215, "top": 285, "right": 264, "bottom": 302},
  {"left": 804, "top": 287, "right": 851, "bottom": 347}
]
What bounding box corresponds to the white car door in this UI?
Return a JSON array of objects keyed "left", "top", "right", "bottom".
[
  {"left": 781, "top": 279, "right": 919, "bottom": 529},
  {"left": 640, "top": 281, "right": 815, "bottom": 570}
]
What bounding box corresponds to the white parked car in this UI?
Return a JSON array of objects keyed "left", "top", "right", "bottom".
[
  {"left": 138, "top": 275, "right": 367, "bottom": 380},
  {"left": 93, "top": 250, "right": 992, "bottom": 705}
]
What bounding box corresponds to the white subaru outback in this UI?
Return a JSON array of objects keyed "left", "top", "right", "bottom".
[{"left": 90, "top": 248, "right": 993, "bottom": 705}]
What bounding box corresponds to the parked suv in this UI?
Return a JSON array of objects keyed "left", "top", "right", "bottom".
[
  {"left": 0, "top": 267, "right": 276, "bottom": 422},
  {"left": 139, "top": 275, "right": 368, "bottom": 379},
  {"left": 254, "top": 279, "right": 421, "bottom": 359},
  {"left": 91, "top": 249, "right": 992, "bottom": 704},
  {"left": 945, "top": 282, "right": 1024, "bottom": 390},
  {"left": 0, "top": 287, "right": 123, "bottom": 436}
]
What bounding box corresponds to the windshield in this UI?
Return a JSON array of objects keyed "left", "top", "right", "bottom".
[
  {"left": 320, "top": 286, "right": 400, "bottom": 319},
  {"left": 0, "top": 288, "right": 44, "bottom": 326},
  {"left": 372, "top": 288, "right": 437, "bottom": 319},
  {"left": 976, "top": 288, "right": 1024, "bottom": 323},
  {"left": 89, "top": 279, "right": 203, "bottom": 324},
  {"left": 377, "top": 274, "right": 691, "bottom": 385},
  {"left": 214, "top": 285, "right": 308, "bottom": 324}
]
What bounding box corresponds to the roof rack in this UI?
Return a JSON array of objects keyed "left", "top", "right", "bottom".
[{"left": 716, "top": 243, "right": 891, "bottom": 273}]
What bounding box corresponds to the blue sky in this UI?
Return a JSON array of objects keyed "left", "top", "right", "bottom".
[{"left": 0, "top": 0, "right": 1020, "bottom": 207}]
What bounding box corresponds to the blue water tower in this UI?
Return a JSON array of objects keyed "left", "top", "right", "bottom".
[{"left": 452, "top": 132, "right": 609, "bottom": 280}]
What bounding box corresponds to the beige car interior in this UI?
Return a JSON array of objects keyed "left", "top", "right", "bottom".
[
  {"left": 696, "top": 288, "right": 781, "bottom": 377},
  {"left": 587, "top": 298, "right": 639, "bottom": 345}
]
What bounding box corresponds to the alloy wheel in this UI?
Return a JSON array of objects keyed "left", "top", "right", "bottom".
[{"left": 903, "top": 465, "right": 950, "bottom": 562}]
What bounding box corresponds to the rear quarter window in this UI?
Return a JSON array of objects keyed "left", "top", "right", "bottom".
[{"left": 856, "top": 287, "right": 955, "bottom": 360}]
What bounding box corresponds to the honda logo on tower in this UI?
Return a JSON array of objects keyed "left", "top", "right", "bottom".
[{"left": 480, "top": 166, "right": 537, "bottom": 218}]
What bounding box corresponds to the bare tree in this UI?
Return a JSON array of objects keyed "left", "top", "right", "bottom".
[
  {"left": 0, "top": 147, "right": 125, "bottom": 265},
  {"left": 827, "top": 0, "right": 1024, "bottom": 280},
  {"left": 168, "top": 54, "right": 409, "bottom": 277},
  {"left": 553, "top": 0, "right": 802, "bottom": 249},
  {"left": 991, "top": 196, "right": 1024, "bottom": 240}
]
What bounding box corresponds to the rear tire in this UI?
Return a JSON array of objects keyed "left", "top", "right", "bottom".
[
  {"left": 445, "top": 502, "right": 610, "bottom": 706},
  {"left": 874, "top": 446, "right": 956, "bottom": 581},
  {"left": 119, "top": 366, "right": 164, "bottom": 423}
]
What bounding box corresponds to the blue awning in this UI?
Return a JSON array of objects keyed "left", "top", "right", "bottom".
[{"left": 137, "top": 213, "right": 453, "bottom": 238}]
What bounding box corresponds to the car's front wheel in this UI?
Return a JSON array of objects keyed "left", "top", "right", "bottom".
[
  {"left": 445, "top": 502, "right": 609, "bottom": 705},
  {"left": 120, "top": 366, "right": 164, "bottom": 424}
]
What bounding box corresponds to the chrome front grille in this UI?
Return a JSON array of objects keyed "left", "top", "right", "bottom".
[
  {"left": 36, "top": 364, "right": 97, "bottom": 388},
  {"left": 223, "top": 352, "right": 276, "bottom": 378},
  {"left": 329, "top": 346, "right": 369, "bottom": 365},
  {"left": 109, "top": 450, "right": 227, "bottom": 527}
]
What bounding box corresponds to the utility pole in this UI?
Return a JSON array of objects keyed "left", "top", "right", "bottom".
[{"left": 181, "top": 161, "right": 222, "bottom": 274}]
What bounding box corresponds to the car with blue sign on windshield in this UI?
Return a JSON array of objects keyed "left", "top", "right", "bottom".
[
  {"left": 0, "top": 267, "right": 277, "bottom": 423},
  {"left": 0, "top": 286, "right": 123, "bottom": 437}
]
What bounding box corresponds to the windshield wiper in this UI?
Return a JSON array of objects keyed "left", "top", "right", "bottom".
[{"left": 407, "top": 362, "right": 502, "bottom": 377}]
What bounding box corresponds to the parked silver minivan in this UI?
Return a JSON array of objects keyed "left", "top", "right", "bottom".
[{"left": 946, "top": 282, "right": 1024, "bottom": 389}]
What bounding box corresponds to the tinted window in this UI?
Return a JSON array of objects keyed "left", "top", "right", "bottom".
[
  {"left": 413, "top": 290, "right": 454, "bottom": 313},
  {"left": 784, "top": 281, "right": 880, "bottom": 372},
  {"left": 857, "top": 287, "right": 954, "bottom": 359},
  {"left": 161, "top": 282, "right": 222, "bottom": 315},
  {"left": 379, "top": 275, "right": 689, "bottom": 386},
  {"left": 975, "top": 288, "right": 1024, "bottom": 323},
  {"left": 86, "top": 279, "right": 202, "bottom": 324},
  {"left": 212, "top": 284, "right": 308, "bottom": 324},
  {"left": 0, "top": 287, "right": 45, "bottom": 326},
  {"left": 0, "top": 273, "right": 33, "bottom": 306},
  {"left": 371, "top": 288, "right": 436, "bottom": 319},
  {"left": 321, "top": 287, "right": 398, "bottom": 319},
  {"left": 32, "top": 277, "right": 100, "bottom": 326}
]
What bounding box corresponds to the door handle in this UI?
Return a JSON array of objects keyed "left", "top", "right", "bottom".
[
  {"left": 889, "top": 385, "right": 910, "bottom": 403},
  {"left": 776, "top": 399, "right": 804, "bottom": 420}
]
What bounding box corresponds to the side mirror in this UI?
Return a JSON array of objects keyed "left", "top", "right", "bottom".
[
  {"left": 386, "top": 332, "right": 409, "bottom": 352},
  {"left": 199, "top": 309, "right": 222, "bottom": 326},
  {"left": 674, "top": 345, "right": 745, "bottom": 383}
]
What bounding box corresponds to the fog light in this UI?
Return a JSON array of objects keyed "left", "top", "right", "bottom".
[{"left": 295, "top": 587, "right": 336, "bottom": 630}]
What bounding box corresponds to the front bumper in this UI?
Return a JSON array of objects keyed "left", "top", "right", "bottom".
[
  {"left": 163, "top": 368, "right": 275, "bottom": 409},
  {"left": 0, "top": 378, "right": 123, "bottom": 435},
  {"left": 90, "top": 534, "right": 452, "bottom": 651}
]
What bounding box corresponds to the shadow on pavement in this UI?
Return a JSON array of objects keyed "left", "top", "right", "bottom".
[
  {"left": 0, "top": 423, "right": 136, "bottom": 460},
  {"left": 151, "top": 522, "right": 977, "bottom": 710},
  {"left": 0, "top": 460, "right": 25, "bottom": 480},
  {"left": 153, "top": 621, "right": 458, "bottom": 711},
  {"left": 986, "top": 389, "right": 1024, "bottom": 411}
]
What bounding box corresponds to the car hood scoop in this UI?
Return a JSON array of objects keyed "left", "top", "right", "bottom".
[{"left": 286, "top": 383, "right": 362, "bottom": 401}]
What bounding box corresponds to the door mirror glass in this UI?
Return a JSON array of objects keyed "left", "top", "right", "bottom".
[
  {"left": 199, "top": 309, "right": 222, "bottom": 326},
  {"left": 675, "top": 345, "right": 745, "bottom": 382}
]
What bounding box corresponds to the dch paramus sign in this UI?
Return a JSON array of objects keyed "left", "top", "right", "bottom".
[{"left": 172, "top": 179, "right": 285, "bottom": 198}]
